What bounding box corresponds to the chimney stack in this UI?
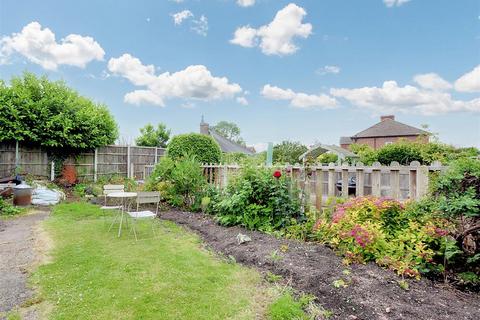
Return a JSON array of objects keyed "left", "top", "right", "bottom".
[
  {"left": 381, "top": 115, "right": 395, "bottom": 121},
  {"left": 200, "top": 115, "right": 209, "bottom": 135}
]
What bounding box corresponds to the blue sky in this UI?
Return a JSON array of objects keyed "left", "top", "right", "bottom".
[{"left": 1, "top": 0, "right": 479, "bottom": 150}]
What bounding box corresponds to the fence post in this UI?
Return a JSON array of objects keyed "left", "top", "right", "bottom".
[
  {"left": 416, "top": 165, "right": 429, "bottom": 199},
  {"left": 409, "top": 161, "right": 420, "bottom": 200},
  {"left": 130, "top": 162, "right": 135, "bottom": 180},
  {"left": 355, "top": 163, "right": 364, "bottom": 197},
  {"left": 127, "top": 145, "right": 131, "bottom": 178},
  {"left": 315, "top": 168, "right": 323, "bottom": 210},
  {"left": 50, "top": 161, "right": 55, "bottom": 181},
  {"left": 223, "top": 164, "right": 228, "bottom": 188},
  {"left": 341, "top": 166, "right": 349, "bottom": 198},
  {"left": 154, "top": 148, "right": 158, "bottom": 164},
  {"left": 15, "top": 140, "right": 19, "bottom": 174},
  {"left": 390, "top": 161, "right": 400, "bottom": 199},
  {"left": 327, "top": 163, "right": 336, "bottom": 197},
  {"left": 94, "top": 148, "right": 98, "bottom": 182},
  {"left": 372, "top": 162, "right": 381, "bottom": 197}
]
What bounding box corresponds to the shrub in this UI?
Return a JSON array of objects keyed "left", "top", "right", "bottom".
[
  {"left": 350, "top": 141, "right": 478, "bottom": 166},
  {"left": 317, "top": 153, "right": 338, "bottom": 164},
  {"left": 0, "top": 198, "right": 22, "bottom": 216},
  {"left": 375, "top": 142, "right": 423, "bottom": 165},
  {"left": 210, "top": 166, "right": 301, "bottom": 232},
  {"left": 428, "top": 158, "right": 480, "bottom": 286},
  {"left": 167, "top": 133, "right": 222, "bottom": 164},
  {"left": 146, "top": 155, "right": 206, "bottom": 208},
  {"left": 273, "top": 141, "right": 308, "bottom": 165},
  {"left": 0, "top": 72, "right": 118, "bottom": 151},
  {"left": 313, "top": 196, "right": 450, "bottom": 278},
  {"left": 135, "top": 123, "right": 170, "bottom": 147}
]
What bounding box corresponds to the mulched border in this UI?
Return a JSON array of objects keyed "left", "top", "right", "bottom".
[{"left": 159, "top": 209, "right": 480, "bottom": 320}]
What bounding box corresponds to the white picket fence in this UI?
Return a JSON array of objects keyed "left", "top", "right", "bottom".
[
  {"left": 142, "top": 161, "right": 446, "bottom": 208},
  {"left": 198, "top": 161, "right": 446, "bottom": 209}
]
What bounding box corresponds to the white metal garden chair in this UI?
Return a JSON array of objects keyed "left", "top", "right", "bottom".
[
  {"left": 127, "top": 192, "right": 161, "bottom": 241},
  {"left": 101, "top": 184, "right": 124, "bottom": 223}
]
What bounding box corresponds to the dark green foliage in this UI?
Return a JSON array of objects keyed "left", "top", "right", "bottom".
[
  {"left": 0, "top": 72, "right": 118, "bottom": 151},
  {"left": 135, "top": 123, "right": 171, "bottom": 147},
  {"left": 145, "top": 156, "right": 206, "bottom": 208},
  {"left": 0, "top": 198, "right": 22, "bottom": 216},
  {"left": 375, "top": 143, "right": 423, "bottom": 165},
  {"left": 210, "top": 166, "right": 301, "bottom": 232},
  {"left": 167, "top": 133, "right": 222, "bottom": 164},
  {"left": 350, "top": 141, "right": 479, "bottom": 165},
  {"left": 426, "top": 158, "right": 480, "bottom": 289},
  {"left": 273, "top": 141, "right": 308, "bottom": 165}
]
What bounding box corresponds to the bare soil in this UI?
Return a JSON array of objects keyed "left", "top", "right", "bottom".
[
  {"left": 160, "top": 209, "right": 480, "bottom": 320},
  {"left": 0, "top": 209, "right": 50, "bottom": 319}
]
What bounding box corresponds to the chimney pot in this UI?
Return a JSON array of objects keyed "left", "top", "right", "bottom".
[{"left": 381, "top": 115, "right": 395, "bottom": 121}]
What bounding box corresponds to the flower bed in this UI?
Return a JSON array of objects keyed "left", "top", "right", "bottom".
[{"left": 313, "top": 196, "right": 451, "bottom": 278}]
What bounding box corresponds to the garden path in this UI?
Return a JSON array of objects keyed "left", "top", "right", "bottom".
[{"left": 0, "top": 209, "right": 50, "bottom": 319}]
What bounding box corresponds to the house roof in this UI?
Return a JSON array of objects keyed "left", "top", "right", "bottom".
[
  {"left": 340, "top": 136, "right": 353, "bottom": 144},
  {"left": 353, "top": 118, "right": 428, "bottom": 138},
  {"left": 209, "top": 128, "right": 255, "bottom": 155},
  {"left": 299, "top": 143, "right": 358, "bottom": 161}
]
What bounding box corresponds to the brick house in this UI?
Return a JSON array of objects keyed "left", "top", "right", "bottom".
[{"left": 340, "top": 115, "right": 429, "bottom": 150}]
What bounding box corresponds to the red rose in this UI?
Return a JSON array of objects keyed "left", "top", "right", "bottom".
[{"left": 273, "top": 170, "right": 282, "bottom": 179}]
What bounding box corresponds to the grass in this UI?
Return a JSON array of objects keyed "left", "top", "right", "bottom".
[
  {"left": 267, "top": 292, "right": 309, "bottom": 320},
  {"left": 31, "top": 202, "right": 275, "bottom": 319}
]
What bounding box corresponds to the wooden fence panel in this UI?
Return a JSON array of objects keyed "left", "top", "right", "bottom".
[
  {"left": 200, "top": 162, "right": 447, "bottom": 205},
  {"left": 0, "top": 143, "right": 165, "bottom": 182}
]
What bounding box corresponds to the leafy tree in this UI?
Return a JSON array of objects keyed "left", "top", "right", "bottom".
[
  {"left": 273, "top": 141, "right": 308, "bottom": 165},
  {"left": 317, "top": 153, "right": 339, "bottom": 164},
  {"left": 135, "top": 123, "right": 170, "bottom": 148},
  {"left": 167, "top": 133, "right": 222, "bottom": 164},
  {"left": 0, "top": 72, "right": 118, "bottom": 151},
  {"left": 213, "top": 121, "right": 245, "bottom": 145}
]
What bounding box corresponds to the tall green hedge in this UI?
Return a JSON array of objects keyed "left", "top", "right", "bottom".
[
  {"left": 0, "top": 72, "right": 118, "bottom": 151},
  {"left": 167, "top": 133, "right": 222, "bottom": 164}
]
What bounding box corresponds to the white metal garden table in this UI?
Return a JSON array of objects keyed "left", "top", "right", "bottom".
[{"left": 107, "top": 192, "right": 137, "bottom": 237}]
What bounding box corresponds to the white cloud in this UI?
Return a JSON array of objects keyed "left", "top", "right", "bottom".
[
  {"left": 170, "top": 0, "right": 184, "bottom": 3},
  {"left": 413, "top": 73, "right": 452, "bottom": 91},
  {"left": 237, "top": 0, "right": 255, "bottom": 7},
  {"left": 230, "top": 3, "right": 312, "bottom": 56},
  {"left": 236, "top": 96, "right": 249, "bottom": 105},
  {"left": 331, "top": 80, "right": 480, "bottom": 115},
  {"left": 171, "top": 10, "right": 193, "bottom": 25},
  {"left": 317, "top": 65, "right": 341, "bottom": 75},
  {"left": 230, "top": 26, "right": 257, "bottom": 47},
  {"left": 171, "top": 10, "right": 208, "bottom": 36},
  {"left": 454, "top": 65, "right": 480, "bottom": 93},
  {"left": 0, "top": 21, "right": 104, "bottom": 70},
  {"left": 252, "top": 142, "right": 268, "bottom": 153},
  {"left": 262, "top": 84, "right": 337, "bottom": 109},
  {"left": 191, "top": 15, "right": 208, "bottom": 36},
  {"left": 108, "top": 53, "right": 242, "bottom": 107},
  {"left": 383, "top": 0, "right": 411, "bottom": 7}
]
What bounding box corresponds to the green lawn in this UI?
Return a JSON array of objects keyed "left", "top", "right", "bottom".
[{"left": 31, "top": 202, "right": 275, "bottom": 320}]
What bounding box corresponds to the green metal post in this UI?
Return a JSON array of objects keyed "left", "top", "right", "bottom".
[{"left": 266, "top": 142, "right": 273, "bottom": 167}]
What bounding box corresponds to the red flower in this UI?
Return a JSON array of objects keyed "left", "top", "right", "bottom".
[{"left": 273, "top": 170, "right": 282, "bottom": 179}]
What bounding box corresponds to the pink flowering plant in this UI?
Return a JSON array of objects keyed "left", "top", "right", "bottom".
[{"left": 313, "top": 196, "right": 452, "bottom": 278}]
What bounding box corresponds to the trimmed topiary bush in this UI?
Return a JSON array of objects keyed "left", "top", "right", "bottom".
[{"left": 167, "top": 133, "right": 222, "bottom": 164}]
